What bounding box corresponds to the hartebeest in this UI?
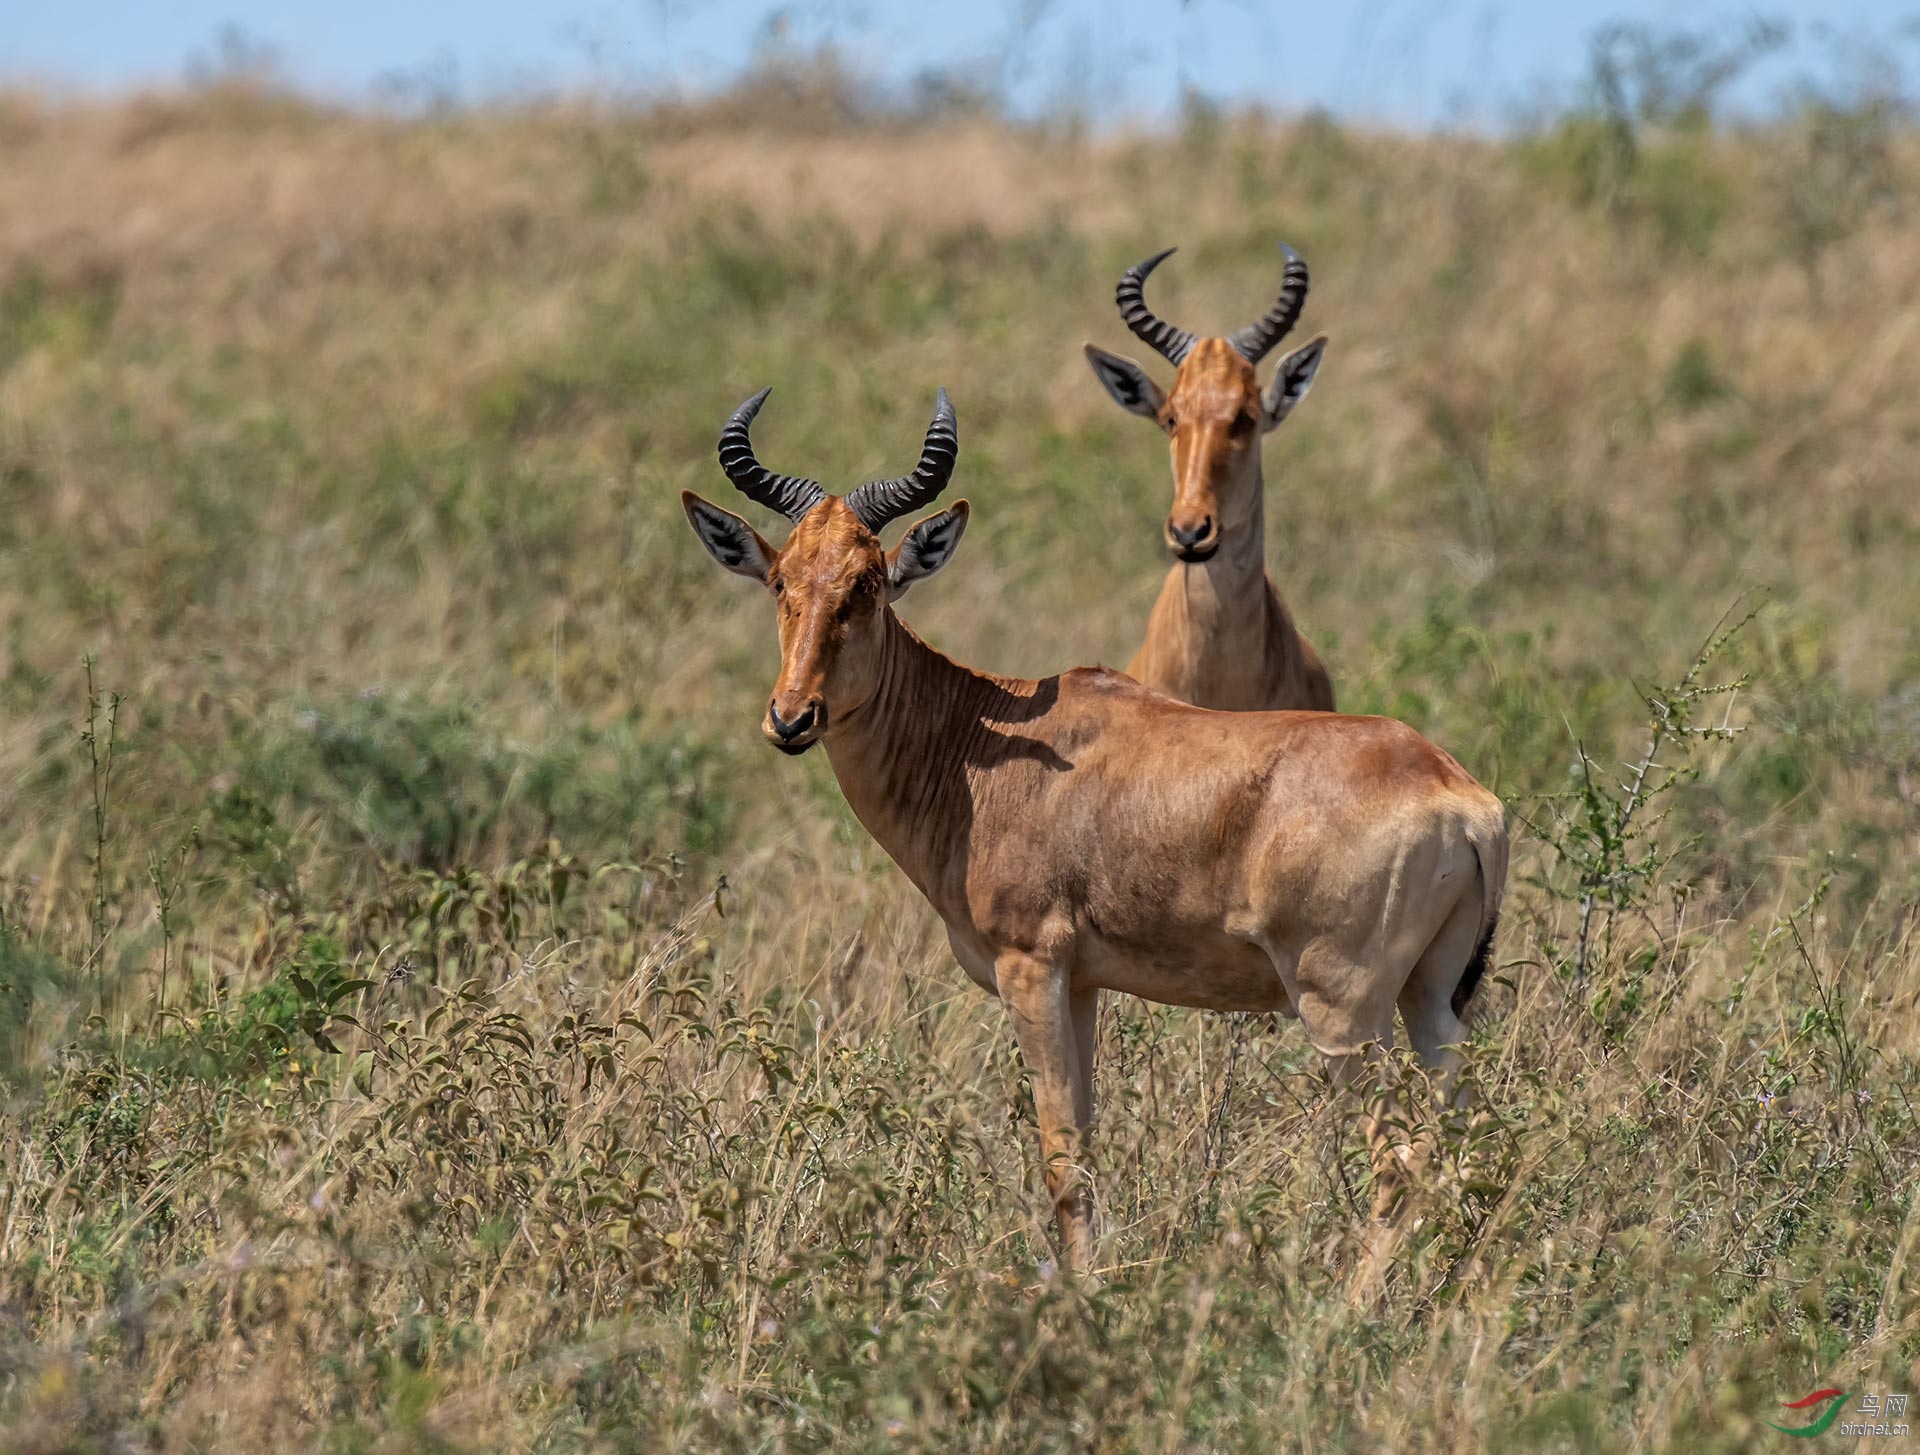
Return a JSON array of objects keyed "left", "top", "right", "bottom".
[
  {"left": 1086, "top": 243, "right": 1335, "bottom": 712},
  {"left": 683, "top": 387, "right": 1507, "bottom": 1271}
]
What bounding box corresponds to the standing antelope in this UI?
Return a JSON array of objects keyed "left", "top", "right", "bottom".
[
  {"left": 1085, "top": 243, "right": 1335, "bottom": 712},
  {"left": 682, "top": 387, "right": 1507, "bottom": 1272}
]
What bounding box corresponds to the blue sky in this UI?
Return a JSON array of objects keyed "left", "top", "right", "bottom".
[{"left": 4, "top": 1, "right": 1917, "bottom": 127}]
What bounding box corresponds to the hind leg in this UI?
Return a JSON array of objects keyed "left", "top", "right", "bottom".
[
  {"left": 1397, "top": 888, "right": 1486, "bottom": 1110},
  {"left": 1285, "top": 938, "right": 1432, "bottom": 1302},
  {"left": 1288, "top": 940, "right": 1408, "bottom": 1218}
]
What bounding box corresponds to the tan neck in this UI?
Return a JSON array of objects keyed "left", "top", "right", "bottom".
[
  {"left": 1133, "top": 456, "right": 1321, "bottom": 710},
  {"left": 1170, "top": 482, "right": 1273, "bottom": 649},
  {"left": 823, "top": 613, "right": 1027, "bottom": 901}
]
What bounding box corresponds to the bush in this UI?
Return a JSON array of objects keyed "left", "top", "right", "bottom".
[{"left": 219, "top": 693, "right": 729, "bottom": 872}]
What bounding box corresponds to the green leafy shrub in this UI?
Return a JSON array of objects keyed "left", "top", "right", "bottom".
[{"left": 219, "top": 694, "right": 729, "bottom": 871}]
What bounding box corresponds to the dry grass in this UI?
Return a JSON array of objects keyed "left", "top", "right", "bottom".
[{"left": 0, "top": 75, "right": 1917, "bottom": 1452}]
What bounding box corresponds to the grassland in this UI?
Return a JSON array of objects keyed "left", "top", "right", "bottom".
[{"left": 1, "top": 72, "right": 1918, "bottom": 1451}]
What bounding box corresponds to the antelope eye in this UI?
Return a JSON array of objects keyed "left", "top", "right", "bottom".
[
  {"left": 1161, "top": 413, "right": 1179, "bottom": 435},
  {"left": 771, "top": 578, "right": 785, "bottom": 598},
  {"left": 1230, "top": 410, "right": 1257, "bottom": 436},
  {"left": 837, "top": 577, "right": 875, "bottom": 621}
]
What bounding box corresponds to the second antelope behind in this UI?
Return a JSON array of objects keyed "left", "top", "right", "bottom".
[{"left": 1086, "top": 243, "right": 1334, "bottom": 712}]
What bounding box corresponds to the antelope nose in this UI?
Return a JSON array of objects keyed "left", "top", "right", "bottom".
[
  {"left": 767, "top": 699, "right": 819, "bottom": 741},
  {"left": 1168, "top": 515, "right": 1217, "bottom": 557}
]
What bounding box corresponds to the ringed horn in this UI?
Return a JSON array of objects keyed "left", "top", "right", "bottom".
[
  {"left": 1115, "top": 242, "right": 1311, "bottom": 367},
  {"left": 716, "top": 386, "right": 959, "bottom": 533}
]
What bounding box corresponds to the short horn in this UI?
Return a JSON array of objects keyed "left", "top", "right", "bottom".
[
  {"left": 845, "top": 388, "right": 958, "bottom": 532},
  {"left": 1227, "top": 242, "right": 1310, "bottom": 364},
  {"left": 1115, "top": 247, "right": 1197, "bottom": 366},
  {"left": 716, "top": 387, "right": 827, "bottom": 523}
]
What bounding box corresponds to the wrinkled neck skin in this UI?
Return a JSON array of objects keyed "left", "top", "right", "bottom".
[
  {"left": 823, "top": 611, "right": 1016, "bottom": 908},
  {"left": 1130, "top": 454, "right": 1333, "bottom": 712}
]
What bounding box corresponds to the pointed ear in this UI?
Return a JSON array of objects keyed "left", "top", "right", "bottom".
[
  {"left": 682, "top": 491, "right": 776, "bottom": 583},
  {"left": 1262, "top": 333, "right": 1327, "bottom": 432},
  {"left": 1083, "top": 343, "right": 1167, "bottom": 420},
  {"left": 887, "top": 501, "right": 969, "bottom": 598}
]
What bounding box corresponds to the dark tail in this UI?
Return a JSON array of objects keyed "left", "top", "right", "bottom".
[
  {"left": 1451, "top": 912, "right": 1498, "bottom": 1019},
  {"left": 1450, "top": 828, "right": 1503, "bottom": 1020}
]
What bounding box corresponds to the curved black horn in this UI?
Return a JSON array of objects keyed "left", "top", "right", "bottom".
[
  {"left": 716, "top": 387, "right": 827, "bottom": 523},
  {"left": 1115, "top": 247, "right": 1197, "bottom": 366},
  {"left": 1227, "top": 242, "right": 1310, "bottom": 364},
  {"left": 845, "top": 389, "right": 959, "bottom": 533}
]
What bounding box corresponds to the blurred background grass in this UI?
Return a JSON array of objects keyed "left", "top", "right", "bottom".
[{"left": 1, "top": 21, "right": 1919, "bottom": 1452}]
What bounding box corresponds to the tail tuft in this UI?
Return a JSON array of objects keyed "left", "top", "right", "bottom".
[{"left": 1451, "top": 912, "right": 1498, "bottom": 1020}]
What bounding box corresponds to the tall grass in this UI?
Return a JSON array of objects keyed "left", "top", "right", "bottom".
[{"left": 0, "top": 66, "right": 1917, "bottom": 1451}]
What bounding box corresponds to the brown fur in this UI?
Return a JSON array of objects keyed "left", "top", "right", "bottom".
[{"left": 685, "top": 491, "right": 1508, "bottom": 1273}]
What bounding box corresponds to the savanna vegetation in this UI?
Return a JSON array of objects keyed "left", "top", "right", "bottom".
[{"left": 1, "top": 37, "right": 1918, "bottom": 1452}]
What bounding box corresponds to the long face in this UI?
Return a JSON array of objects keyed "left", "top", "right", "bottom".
[
  {"left": 683, "top": 493, "right": 969, "bottom": 755},
  {"left": 1087, "top": 333, "right": 1327, "bottom": 563},
  {"left": 1159, "top": 340, "right": 1266, "bottom": 558},
  {"left": 760, "top": 502, "right": 891, "bottom": 752}
]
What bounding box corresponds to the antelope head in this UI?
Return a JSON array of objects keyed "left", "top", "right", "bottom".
[
  {"left": 1084, "top": 243, "right": 1328, "bottom": 562},
  {"left": 682, "top": 388, "right": 969, "bottom": 755}
]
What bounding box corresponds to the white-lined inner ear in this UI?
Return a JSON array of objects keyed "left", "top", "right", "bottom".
[
  {"left": 686, "top": 497, "right": 774, "bottom": 581},
  {"left": 890, "top": 504, "right": 970, "bottom": 592},
  {"left": 1264, "top": 337, "right": 1326, "bottom": 428},
  {"left": 1085, "top": 346, "right": 1166, "bottom": 419}
]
